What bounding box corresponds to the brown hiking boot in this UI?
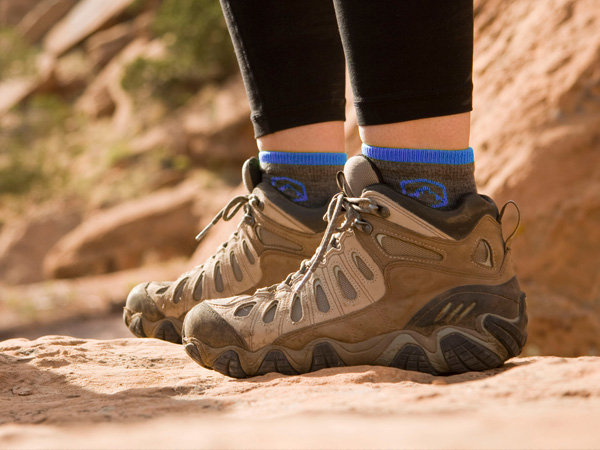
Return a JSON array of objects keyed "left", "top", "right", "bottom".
[
  {"left": 182, "top": 156, "right": 527, "bottom": 377},
  {"left": 123, "top": 158, "right": 326, "bottom": 343}
]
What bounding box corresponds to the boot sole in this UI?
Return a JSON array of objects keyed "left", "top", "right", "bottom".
[
  {"left": 123, "top": 308, "right": 183, "bottom": 344},
  {"left": 183, "top": 291, "right": 527, "bottom": 378}
]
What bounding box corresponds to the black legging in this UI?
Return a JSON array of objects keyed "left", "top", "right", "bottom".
[{"left": 220, "top": 0, "right": 473, "bottom": 138}]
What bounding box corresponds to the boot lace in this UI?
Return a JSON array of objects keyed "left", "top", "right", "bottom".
[
  {"left": 194, "top": 193, "right": 261, "bottom": 259},
  {"left": 283, "top": 187, "right": 380, "bottom": 294}
]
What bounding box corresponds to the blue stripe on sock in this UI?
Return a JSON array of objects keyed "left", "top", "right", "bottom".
[
  {"left": 361, "top": 144, "right": 474, "bottom": 165},
  {"left": 259, "top": 151, "right": 347, "bottom": 166}
]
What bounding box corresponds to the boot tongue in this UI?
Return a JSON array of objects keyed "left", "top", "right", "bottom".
[
  {"left": 342, "top": 155, "right": 382, "bottom": 197},
  {"left": 242, "top": 157, "right": 262, "bottom": 193}
]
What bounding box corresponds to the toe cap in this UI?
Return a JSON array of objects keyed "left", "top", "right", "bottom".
[
  {"left": 125, "top": 283, "right": 164, "bottom": 322},
  {"left": 183, "top": 302, "right": 245, "bottom": 349}
]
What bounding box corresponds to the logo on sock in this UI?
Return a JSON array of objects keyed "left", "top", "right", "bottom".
[
  {"left": 270, "top": 177, "right": 308, "bottom": 203},
  {"left": 400, "top": 179, "right": 448, "bottom": 208}
]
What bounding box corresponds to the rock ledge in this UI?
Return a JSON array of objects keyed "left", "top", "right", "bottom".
[{"left": 1, "top": 336, "right": 599, "bottom": 449}]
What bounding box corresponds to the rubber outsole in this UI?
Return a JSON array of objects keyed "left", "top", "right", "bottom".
[
  {"left": 183, "top": 293, "right": 528, "bottom": 379},
  {"left": 123, "top": 308, "right": 183, "bottom": 344},
  {"left": 390, "top": 344, "right": 438, "bottom": 375}
]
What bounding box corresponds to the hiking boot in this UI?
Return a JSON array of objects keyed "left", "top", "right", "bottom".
[
  {"left": 123, "top": 158, "right": 327, "bottom": 343},
  {"left": 182, "top": 155, "right": 527, "bottom": 377}
]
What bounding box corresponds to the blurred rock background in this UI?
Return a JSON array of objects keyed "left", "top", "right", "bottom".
[{"left": 0, "top": 0, "right": 598, "bottom": 356}]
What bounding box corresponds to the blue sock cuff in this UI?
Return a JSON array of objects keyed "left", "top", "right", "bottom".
[
  {"left": 361, "top": 144, "right": 474, "bottom": 165},
  {"left": 259, "top": 151, "right": 347, "bottom": 166}
]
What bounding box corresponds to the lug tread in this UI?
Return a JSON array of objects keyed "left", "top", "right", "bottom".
[
  {"left": 310, "top": 343, "right": 345, "bottom": 372},
  {"left": 184, "top": 342, "right": 206, "bottom": 367},
  {"left": 390, "top": 344, "right": 438, "bottom": 375},
  {"left": 484, "top": 294, "right": 528, "bottom": 358},
  {"left": 187, "top": 294, "right": 529, "bottom": 378},
  {"left": 129, "top": 316, "right": 146, "bottom": 338},
  {"left": 214, "top": 350, "right": 247, "bottom": 378},
  {"left": 441, "top": 334, "right": 502, "bottom": 373},
  {"left": 154, "top": 320, "right": 182, "bottom": 344},
  {"left": 484, "top": 317, "right": 521, "bottom": 357},
  {"left": 257, "top": 350, "right": 299, "bottom": 376}
]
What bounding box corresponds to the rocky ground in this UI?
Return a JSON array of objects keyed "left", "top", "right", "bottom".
[{"left": 1, "top": 336, "right": 600, "bottom": 449}]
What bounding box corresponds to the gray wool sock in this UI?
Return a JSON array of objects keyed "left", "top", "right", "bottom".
[
  {"left": 258, "top": 151, "right": 347, "bottom": 208},
  {"left": 362, "top": 145, "right": 477, "bottom": 210}
]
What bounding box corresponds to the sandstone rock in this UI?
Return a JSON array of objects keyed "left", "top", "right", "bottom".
[
  {"left": 73, "top": 69, "right": 117, "bottom": 118},
  {"left": 0, "top": 0, "right": 39, "bottom": 27},
  {"left": 0, "top": 336, "right": 599, "bottom": 448},
  {"left": 0, "top": 78, "right": 37, "bottom": 115},
  {"left": 0, "top": 52, "right": 56, "bottom": 115},
  {"left": 86, "top": 22, "right": 135, "bottom": 69},
  {"left": 43, "top": 180, "right": 202, "bottom": 279},
  {"left": 189, "top": 183, "right": 246, "bottom": 266},
  {"left": 74, "top": 38, "right": 145, "bottom": 119},
  {"left": 17, "top": 0, "right": 78, "bottom": 44},
  {"left": 0, "top": 263, "right": 187, "bottom": 339},
  {"left": 0, "top": 203, "right": 81, "bottom": 285},
  {"left": 85, "top": 12, "right": 153, "bottom": 71},
  {"left": 43, "top": 0, "right": 135, "bottom": 56},
  {"left": 0, "top": 183, "right": 243, "bottom": 338},
  {"left": 75, "top": 37, "right": 165, "bottom": 126},
  {"left": 184, "top": 77, "right": 256, "bottom": 166},
  {"left": 470, "top": 0, "right": 600, "bottom": 356},
  {"left": 0, "top": 174, "right": 244, "bottom": 338},
  {"left": 130, "top": 76, "right": 256, "bottom": 167},
  {"left": 129, "top": 120, "right": 188, "bottom": 157},
  {"left": 51, "top": 47, "right": 93, "bottom": 96}
]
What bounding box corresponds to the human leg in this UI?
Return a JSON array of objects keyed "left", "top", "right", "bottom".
[
  {"left": 335, "top": 0, "right": 476, "bottom": 210},
  {"left": 221, "top": 0, "right": 348, "bottom": 208},
  {"left": 182, "top": 0, "right": 527, "bottom": 377},
  {"left": 124, "top": 0, "right": 347, "bottom": 341}
]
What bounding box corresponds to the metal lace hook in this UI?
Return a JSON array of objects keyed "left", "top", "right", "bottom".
[
  {"left": 294, "top": 194, "right": 345, "bottom": 294},
  {"left": 498, "top": 200, "right": 521, "bottom": 250}
]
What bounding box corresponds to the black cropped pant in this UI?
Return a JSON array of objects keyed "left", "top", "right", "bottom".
[{"left": 220, "top": 0, "right": 473, "bottom": 138}]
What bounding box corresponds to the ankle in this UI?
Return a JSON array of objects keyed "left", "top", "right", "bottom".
[
  {"left": 259, "top": 151, "right": 346, "bottom": 208},
  {"left": 362, "top": 144, "right": 476, "bottom": 210}
]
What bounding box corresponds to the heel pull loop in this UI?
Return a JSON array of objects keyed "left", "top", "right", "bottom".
[{"left": 498, "top": 200, "right": 521, "bottom": 251}]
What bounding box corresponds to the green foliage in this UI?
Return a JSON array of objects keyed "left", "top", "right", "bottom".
[
  {"left": 0, "top": 95, "right": 71, "bottom": 197},
  {"left": 0, "top": 159, "right": 41, "bottom": 196},
  {"left": 122, "top": 0, "right": 237, "bottom": 108},
  {"left": 0, "top": 27, "right": 38, "bottom": 79}
]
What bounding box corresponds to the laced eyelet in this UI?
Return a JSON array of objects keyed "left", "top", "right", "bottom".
[
  {"left": 355, "top": 220, "right": 373, "bottom": 234},
  {"left": 249, "top": 197, "right": 264, "bottom": 211},
  {"left": 244, "top": 215, "right": 255, "bottom": 226},
  {"left": 378, "top": 206, "right": 390, "bottom": 218},
  {"left": 291, "top": 192, "right": 378, "bottom": 294}
]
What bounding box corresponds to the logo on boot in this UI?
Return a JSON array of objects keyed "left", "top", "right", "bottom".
[
  {"left": 400, "top": 179, "right": 448, "bottom": 208},
  {"left": 270, "top": 177, "right": 308, "bottom": 203}
]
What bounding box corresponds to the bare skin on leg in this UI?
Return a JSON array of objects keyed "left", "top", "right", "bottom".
[
  {"left": 257, "top": 121, "right": 346, "bottom": 153},
  {"left": 360, "top": 112, "right": 471, "bottom": 150}
]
